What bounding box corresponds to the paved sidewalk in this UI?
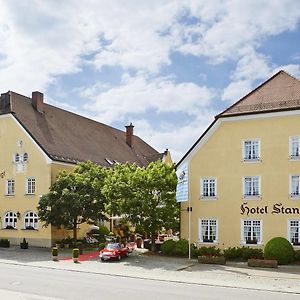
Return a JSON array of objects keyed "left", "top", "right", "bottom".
[{"left": 1, "top": 247, "right": 300, "bottom": 295}]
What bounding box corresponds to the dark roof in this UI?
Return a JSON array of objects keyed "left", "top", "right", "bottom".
[
  {"left": 177, "top": 70, "right": 300, "bottom": 168},
  {"left": 0, "top": 91, "right": 159, "bottom": 167},
  {"left": 218, "top": 70, "right": 300, "bottom": 117}
]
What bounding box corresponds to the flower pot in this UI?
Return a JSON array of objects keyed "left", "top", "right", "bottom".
[
  {"left": 52, "top": 256, "right": 58, "bottom": 262},
  {"left": 198, "top": 255, "right": 226, "bottom": 265},
  {"left": 73, "top": 257, "right": 79, "bottom": 263},
  {"left": 248, "top": 258, "right": 278, "bottom": 268}
]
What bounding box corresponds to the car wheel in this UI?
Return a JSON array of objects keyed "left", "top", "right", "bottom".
[
  {"left": 101, "top": 258, "right": 105, "bottom": 262},
  {"left": 118, "top": 255, "right": 121, "bottom": 261},
  {"left": 125, "top": 252, "right": 129, "bottom": 258}
]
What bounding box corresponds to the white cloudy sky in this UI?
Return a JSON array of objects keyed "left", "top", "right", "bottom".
[{"left": 0, "top": 0, "right": 300, "bottom": 162}]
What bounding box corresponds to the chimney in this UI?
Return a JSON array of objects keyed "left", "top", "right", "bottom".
[
  {"left": 125, "top": 123, "right": 134, "bottom": 147},
  {"left": 32, "top": 91, "right": 44, "bottom": 113}
]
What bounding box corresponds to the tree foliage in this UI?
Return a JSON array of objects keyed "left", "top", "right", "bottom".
[
  {"left": 103, "top": 160, "right": 179, "bottom": 249},
  {"left": 38, "top": 161, "right": 107, "bottom": 241}
]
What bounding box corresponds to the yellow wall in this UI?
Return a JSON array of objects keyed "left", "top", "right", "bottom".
[
  {"left": 181, "top": 113, "right": 300, "bottom": 249},
  {"left": 0, "top": 115, "right": 52, "bottom": 247}
]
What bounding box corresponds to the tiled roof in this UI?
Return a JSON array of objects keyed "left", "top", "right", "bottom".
[
  {"left": 218, "top": 70, "right": 300, "bottom": 117},
  {"left": 0, "top": 91, "right": 159, "bottom": 167}
]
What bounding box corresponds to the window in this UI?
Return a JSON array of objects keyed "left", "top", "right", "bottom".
[
  {"left": 290, "top": 137, "right": 300, "bottom": 159},
  {"left": 290, "top": 175, "right": 300, "bottom": 198},
  {"left": 24, "top": 211, "right": 38, "bottom": 230},
  {"left": 243, "top": 140, "right": 260, "bottom": 160},
  {"left": 14, "top": 153, "right": 20, "bottom": 163},
  {"left": 199, "top": 219, "right": 217, "bottom": 243},
  {"left": 289, "top": 220, "right": 300, "bottom": 245},
  {"left": 23, "top": 153, "right": 28, "bottom": 162},
  {"left": 201, "top": 178, "right": 216, "bottom": 198},
  {"left": 242, "top": 219, "right": 262, "bottom": 244},
  {"left": 244, "top": 176, "right": 260, "bottom": 198},
  {"left": 26, "top": 178, "right": 36, "bottom": 194},
  {"left": 6, "top": 179, "right": 15, "bottom": 195},
  {"left": 4, "top": 211, "right": 17, "bottom": 229}
]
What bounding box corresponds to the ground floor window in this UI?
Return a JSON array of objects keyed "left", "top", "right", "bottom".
[
  {"left": 241, "top": 219, "right": 262, "bottom": 244},
  {"left": 4, "top": 211, "right": 17, "bottom": 229},
  {"left": 199, "top": 219, "right": 217, "bottom": 243},
  {"left": 289, "top": 220, "right": 300, "bottom": 245},
  {"left": 24, "top": 211, "right": 38, "bottom": 230}
]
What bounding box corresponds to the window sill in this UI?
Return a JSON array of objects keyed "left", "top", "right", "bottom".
[
  {"left": 200, "top": 196, "right": 217, "bottom": 201},
  {"left": 290, "top": 156, "right": 300, "bottom": 161},
  {"left": 290, "top": 195, "right": 300, "bottom": 199},
  {"left": 243, "top": 158, "right": 261, "bottom": 163},
  {"left": 21, "top": 228, "right": 38, "bottom": 231},
  {"left": 199, "top": 240, "right": 218, "bottom": 245},
  {"left": 5, "top": 194, "right": 15, "bottom": 197},
  {"left": 25, "top": 193, "right": 35, "bottom": 196},
  {"left": 243, "top": 195, "right": 261, "bottom": 200},
  {"left": 1, "top": 228, "right": 17, "bottom": 230},
  {"left": 241, "top": 242, "right": 263, "bottom": 247}
]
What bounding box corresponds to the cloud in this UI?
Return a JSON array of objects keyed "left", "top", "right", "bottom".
[{"left": 82, "top": 73, "right": 215, "bottom": 123}]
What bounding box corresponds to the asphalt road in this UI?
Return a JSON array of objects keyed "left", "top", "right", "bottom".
[{"left": 0, "top": 263, "right": 299, "bottom": 300}]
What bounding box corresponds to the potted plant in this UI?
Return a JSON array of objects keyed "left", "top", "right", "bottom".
[
  {"left": 55, "top": 240, "right": 61, "bottom": 248},
  {"left": 76, "top": 241, "right": 83, "bottom": 255},
  {"left": 20, "top": 238, "right": 28, "bottom": 249},
  {"left": 52, "top": 247, "right": 58, "bottom": 261},
  {"left": 73, "top": 248, "right": 79, "bottom": 263},
  {"left": 0, "top": 238, "right": 10, "bottom": 248}
]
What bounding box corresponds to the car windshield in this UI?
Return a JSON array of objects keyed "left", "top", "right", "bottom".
[{"left": 106, "top": 243, "right": 120, "bottom": 250}]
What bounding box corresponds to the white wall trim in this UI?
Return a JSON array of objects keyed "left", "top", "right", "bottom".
[
  {"left": 177, "top": 109, "right": 300, "bottom": 168},
  {"left": 3, "top": 114, "right": 53, "bottom": 164}
]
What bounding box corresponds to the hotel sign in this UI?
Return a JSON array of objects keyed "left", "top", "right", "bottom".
[
  {"left": 241, "top": 202, "right": 300, "bottom": 216},
  {"left": 176, "top": 163, "right": 188, "bottom": 202}
]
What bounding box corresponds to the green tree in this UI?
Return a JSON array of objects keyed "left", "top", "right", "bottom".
[
  {"left": 103, "top": 160, "right": 178, "bottom": 251},
  {"left": 38, "top": 161, "right": 107, "bottom": 241}
]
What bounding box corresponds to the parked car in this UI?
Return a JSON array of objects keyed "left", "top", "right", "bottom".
[{"left": 99, "top": 243, "right": 129, "bottom": 261}]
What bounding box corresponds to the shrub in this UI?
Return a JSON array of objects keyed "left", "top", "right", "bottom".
[
  {"left": 72, "top": 248, "right": 79, "bottom": 258},
  {"left": 264, "top": 237, "right": 295, "bottom": 265},
  {"left": 223, "top": 247, "right": 243, "bottom": 260},
  {"left": 161, "top": 239, "right": 176, "bottom": 256},
  {"left": 0, "top": 238, "right": 10, "bottom": 248},
  {"left": 174, "top": 239, "right": 189, "bottom": 256},
  {"left": 52, "top": 247, "right": 58, "bottom": 256},
  {"left": 294, "top": 250, "right": 300, "bottom": 262},
  {"left": 99, "top": 243, "right": 106, "bottom": 250},
  {"left": 241, "top": 247, "right": 263, "bottom": 260},
  {"left": 197, "top": 246, "right": 222, "bottom": 257},
  {"left": 98, "top": 225, "right": 110, "bottom": 242}
]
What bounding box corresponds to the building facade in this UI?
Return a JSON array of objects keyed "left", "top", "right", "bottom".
[
  {"left": 177, "top": 70, "right": 300, "bottom": 249},
  {"left": 0, "top": 91, "right": 169, "bottom": 247}
]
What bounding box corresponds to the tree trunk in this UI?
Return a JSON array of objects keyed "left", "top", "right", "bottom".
[
  {"left": 73, "top": 218, "right": 77, "bottom": 244},
  {"left": 151, "top": 234, "right": 156, "bottom": 252}
]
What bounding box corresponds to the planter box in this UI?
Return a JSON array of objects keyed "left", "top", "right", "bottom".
[
  {"left": 198, "top": 255, "right": 226, "bottom": 265},
  {"left": 248, "top": 258, "right": 278, "bottom": 268}
]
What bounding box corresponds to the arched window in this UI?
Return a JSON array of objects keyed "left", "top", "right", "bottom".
[
  {"left": 23, "top": 153, "right": 28, "bottom": 162},
  {"left": 14, "top": 153, "right": 20, "bottom": 163},
  {"left": 24, "top": 211, "right": 38, "bottom": 230},
  {"left": 4, "top": 211, "right": 17, "bottom": 229}
]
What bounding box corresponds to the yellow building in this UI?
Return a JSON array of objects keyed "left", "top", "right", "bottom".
[
  {"left": 0, "top": 91, "right": 169, "bottom": 247},
  {"left": 177, "top": 70, "right": 300, "bottom": 249}
]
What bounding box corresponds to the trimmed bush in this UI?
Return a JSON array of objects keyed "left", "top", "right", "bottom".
[
  {"left": 223, "top": 247, "right": 243, "bottom": 260},
  {"left": 294, "top": 250, "right": 300, "bottom": 262},
  {"left": 52, "top": 247, "right": 58, "bottom": 256},
  {"left": 99, "top": 242, "right": 106, "bottom": 250},
  {"left": 72, "top": 248, "right": 79, "bottom": 258},
  {"left": 174, "top": 239, "right": 189, "bottom": 256},
  {"left": 241, "top": 247, "right": 263, "bottom": 260},
  {"left": 264, "top": 237, "right": 294, "bottom": 265},
  {"left": 98, "top": 225, "right": 110, "bottom": 242},
  {"left": 0, "top": 238, "right": 10, "bottom": 248},
  {"left": 161, "top": 239, "right": 176, "bottom": 256}
]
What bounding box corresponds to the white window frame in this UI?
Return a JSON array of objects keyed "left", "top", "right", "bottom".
[
  {"left": 26, "top": 178, "right": 36, "bottom": 195},
  {"left": 243, "top": 176, "right": 261, "bottom": 199},
  {"left": 3, "top": 211, "right": 17, "bottom": 229},
  {"left": 241, "top": 219, "right": 262, "bottom": 245},
  {"left": 5, "top": 179, "right": 15, "bottom": 196},
  {"left": 24, "top": 211, "right": 38, "bottom": 230},
  {"left": 290, "top": 136, "right": 300, "bottom": 159},
  {"left": 288, "top": 219, "right": 300, "bottom": 246},
  {"left": 290, "top": 175, "right": 300, "bottom": 199},
  {"left": 243, "top": 139, "right": 260, "bottom": 161},
  {"left": 199, "top": 218, "right": 218, "bottom": 243},
  {"left": 200, "top": 177, "right": 217, "bottom": 199}
]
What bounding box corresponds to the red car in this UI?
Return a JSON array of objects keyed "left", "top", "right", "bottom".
[{"left": 99, "top": 243, "right": 129, "bottom": 261}]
